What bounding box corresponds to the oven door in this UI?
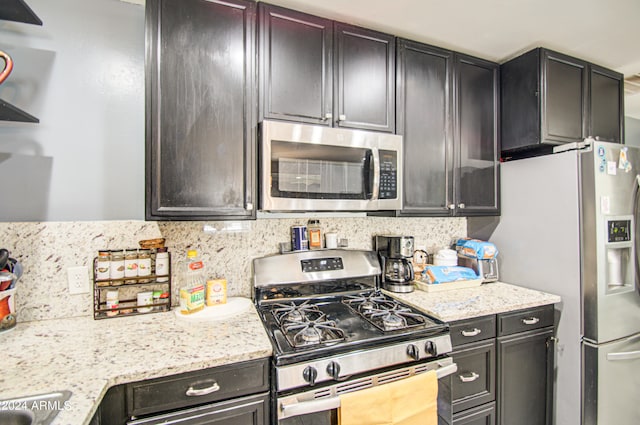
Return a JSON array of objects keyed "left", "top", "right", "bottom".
[
  {"left": 260, "top": 120, "right": 402, "bottom": 212},
  {"left": 277, "top": 357, "right": 457, "bottom": 425}
]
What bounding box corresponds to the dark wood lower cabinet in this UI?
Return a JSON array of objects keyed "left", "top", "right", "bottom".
[
  {"left": 90, "top": 358, "right": 270, "bottom": 425},
  {"left": 450, "top": 306, "right": 555, "bottom": 425},
  {"left": 453, "top": 402, "right": 496, "bottom": 425},
  {"left": 497, "top": 327, "right": 554, "bottom": 425}
]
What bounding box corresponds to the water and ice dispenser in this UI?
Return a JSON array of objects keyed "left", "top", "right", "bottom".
[{"left": 604, "top": 217, "right": 634, "bottom": 289}]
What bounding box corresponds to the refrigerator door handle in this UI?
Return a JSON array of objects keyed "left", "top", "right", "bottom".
[{"left": 607, "top": 350, "right": 640, "bottom": 361}]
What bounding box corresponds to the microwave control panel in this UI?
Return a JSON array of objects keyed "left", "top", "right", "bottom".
[{"left": 379, "top": 150, "right": 397, "bottom": 199}]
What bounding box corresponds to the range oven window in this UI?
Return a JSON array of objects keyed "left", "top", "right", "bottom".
[{"left": 271, "top": 140, "right": 372, "bottom": 200}]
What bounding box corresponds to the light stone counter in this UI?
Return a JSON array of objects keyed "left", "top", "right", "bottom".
[
  {"left": 0, "top": 304, "right": 272, "bottom": 425},
  {"left": 391, "top": 281, "right": 561, "bottom": 322}
]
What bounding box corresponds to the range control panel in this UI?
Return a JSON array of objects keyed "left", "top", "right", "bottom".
[
  {"left": 301, "top": 257, "right": 344, "bottom": 273},
  {"left": 607, "top": 219, "right": 631, "bottom": 243}
]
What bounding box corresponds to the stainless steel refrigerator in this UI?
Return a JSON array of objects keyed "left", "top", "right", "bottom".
[{"left": 489, "top": 141, "right": 640, "bottom": 425}]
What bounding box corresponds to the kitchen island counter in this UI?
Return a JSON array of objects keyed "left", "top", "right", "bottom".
[
  {"left": 0, "top": 303, "right": 272, "bottom": 425},
  {"left": 390, "top": 281, "right": 561, "bottom": 322}
]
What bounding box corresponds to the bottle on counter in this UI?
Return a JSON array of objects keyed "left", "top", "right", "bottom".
[
  {"left": 138, "top": 249, "right": 152, "bottom": 283},
  {"left": 95, "top": 250, "right": 111, "bottom": 286},
  {"left": 109, "top": 250, "right": 125, "bottom": 285},
  {"left": 308, "top": 219, "right": 322, "bottom": 250},
  {"left": 124, "top": 248, "right": 139, "bottom": 284},
  {"left": 179, "top": 250, "right": 205, "bottom": 314},
  {"left": 155, "top": 247, "right": 169, "bottom": 282}
]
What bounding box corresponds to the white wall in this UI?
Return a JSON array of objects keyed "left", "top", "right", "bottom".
[
  {"left": 0, "top": 0, "right": 145, "bottom": 221},
  {"left": 626, "top": 116, "right": 640, "bottom": 146}
]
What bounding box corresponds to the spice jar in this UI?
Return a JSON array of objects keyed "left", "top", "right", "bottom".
[
  {"left": 155, "top": 247, "right": 169, "bottom": 282},
  {"left": 95, "top": 250, "right": 111, "bottom": 286},
  {"left": 124, "top": 248, "right": 139, "bottom": 284},
  {"left": 308, "top": 219, "right": 322, "bottom": 250},
  {"left": 106, "top": 289, "right": 119, "bottom": 317},
  {"left": 138, "top": 249, "right": 152, "bottom": 283},
  {"left": 109, "top": 250, "right": 125, "bottom": 285}
]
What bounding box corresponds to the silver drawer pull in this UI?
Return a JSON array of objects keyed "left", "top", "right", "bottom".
[
  {"left": 461, "top": 328, "right": 482, "bottom": 337},
  {"left": 459, "top": 372, "right": 480, "bottom": 383},
  {"left": 522, "top": 317, "right": 540, "bottom": 325},
  {"left": 607, "top": 350, "right": 640, "bottom": 361},
  {"left": 185, "top": 380, "right": 220, "bottom": 397}
]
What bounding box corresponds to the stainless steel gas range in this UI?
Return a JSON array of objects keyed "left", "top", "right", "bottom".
[{"left": 253, "top": 249, "right": 457, "bottom": 424}]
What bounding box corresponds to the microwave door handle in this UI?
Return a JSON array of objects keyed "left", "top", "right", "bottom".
[{"left": 371, "top": 148, "right": 380, "bottom": 200}]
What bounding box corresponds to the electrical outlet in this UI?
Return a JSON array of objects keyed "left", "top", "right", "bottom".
[{"left": 68, "top": 266, "right": 89, "bottom": 294}]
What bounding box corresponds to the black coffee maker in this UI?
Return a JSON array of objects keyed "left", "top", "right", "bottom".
[{"left": 374, "top": 235, "right": 415, "bottom": 293}]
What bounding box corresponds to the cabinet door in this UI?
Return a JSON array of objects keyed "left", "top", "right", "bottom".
[
  {"left": 497, "top": 327, "right": 554, "bottom": 425},
  {"left": 452, "top": 340, "right": 496, "bottom": 413},
  {"left": 335, "top": 23, "right": 395, "bottom": 132},
  {"left": 259, "top": 4, "right": 333, "bottom": 125},
  {"left": 454, "top": 54, "right": 499, "bottom": 216},
  {"left": 146, "top": 0, "right": 256, "bottom": 220},
  {"left": 453, "top": 402, "right": 496, "bottom": 425},
  {"left": 396, "top": 39, "right": 453, "bottom": 215},
  {"left": 542, "top": 50, "right": 588, "bottom": 144},
  {"left": 589, "top": 64, "right": 624, "bottom": 143}
]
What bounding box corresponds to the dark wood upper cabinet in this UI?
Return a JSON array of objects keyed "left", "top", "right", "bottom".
[
  {"left": 395, "top": 40, "right": 499, "bottom": 217},
  {"left": 455, "top": 54, "right": 500, "bottom": 216},
  {"left": 258, "top": 4, "right": 395, "bottom": 133},
  {"left": 335, "top": 23, "right": 395, "bottom": 132},
  {"left": 146, "top": 0, "right": 256, "bottom": 220},
  {"left": 589, "top": 64, "right": 624, "bottom": 143},
  {"left": 396, "top": 39, "right": 453, "bottom": 215},
  {"left": 258, "top": 3, "right": 333, "bottom": 125},
  {"left": 501, "top": 48, "right": 623, "bottom": 160}
]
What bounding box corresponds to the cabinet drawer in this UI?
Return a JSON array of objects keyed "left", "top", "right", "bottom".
[
  {"left": 127, "top": 358, "right": 269, "bottom": 417},
  {"left": 452, "top": 340, "right": 496, "bottom": 413},
  {"left": 453, "top": 402, "right": 496, "bottom": 425},
  {"left": 450, "top": 315, "right": 496, "bottom": 347},
  {"left": 497, "top": 305, "right": 554, "bottom": 336}
]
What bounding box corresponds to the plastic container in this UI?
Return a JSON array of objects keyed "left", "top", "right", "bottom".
[
  {"left": 180, "top": 250, "right": 206, "bottom": 314},
  {"left": 433, "top": 249, "right": 458, "bottom": 266}
]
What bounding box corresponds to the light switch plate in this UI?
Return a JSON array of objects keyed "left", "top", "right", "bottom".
[{"left": 68, "top": 266, "right": 90, "bottom": 294}]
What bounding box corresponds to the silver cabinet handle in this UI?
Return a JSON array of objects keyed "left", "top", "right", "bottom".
[
  {"left": 185, "top": 380, "right": 220, "bottom": 397},
  {"left": 447, "top": 204, "right": 456, "bottom": 210},
  {"left": 607, "top": 350, "right": 640, "bottom": 361},
  {"left": 458, "top": 203, "right": 466, "bottom": 209},
  {"left": 522, "top": 317, "right": 540, "bottom": 325},
  {"left": 461, "top": 328, "right": 482, "bottom": 337},
  {"left": 459, "top": 372, "right": 480, "bottom": 383},
  {"left": 339, "top": 114, "right": 347, "bottom": 121},
  {"left": 323, "top": 113, "right": 332, "bottom": 120},
  {"left": 246, "top": 202, "right": 253, "bottom": 211}
]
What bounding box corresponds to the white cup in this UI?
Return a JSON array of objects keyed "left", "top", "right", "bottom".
[
  {"left": 137, "top": 291, "right": 154, "bottom": 313},
  {"left": 325, "top": 232, "right": 338, "bottom": 249}
]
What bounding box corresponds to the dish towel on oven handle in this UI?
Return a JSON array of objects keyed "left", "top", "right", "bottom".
[{"left": 338, "top": 370, "right": 438, "bottom": 425}]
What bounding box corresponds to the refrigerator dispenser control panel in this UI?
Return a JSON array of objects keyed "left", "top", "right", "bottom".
[{"left": 607, "top": 219, "right": 631, "bottom": 243}]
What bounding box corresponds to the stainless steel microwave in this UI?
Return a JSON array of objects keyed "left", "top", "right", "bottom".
[{"left": 260, "top": 120, "right": 403, "bottom": 212}]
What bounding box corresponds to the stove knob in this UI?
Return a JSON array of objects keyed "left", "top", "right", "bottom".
[
  {"left": 406, "top": 344, "right": 420, "bottom": 361},
  {"left": 425, "top": 341, "right": 438, "bottom": 357},
  {"left": 326, "top": 361, "right": 341, "bottom": 380},
  {"left": 303, "top": 366, "right": 318, "bottom": 386}
]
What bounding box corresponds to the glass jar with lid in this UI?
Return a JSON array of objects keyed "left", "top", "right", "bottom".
[
  {"left": 109, "top": 250, "right": 125, "bottom": 285},
  {"left": 124, "top": 248, "right": 139, "bottom": 284},
  {"left": 95, "top": 250, "right": 111, "bottom": 286},
  {"left": 138, "top": 249, "right": 152, "bottom": 283}
]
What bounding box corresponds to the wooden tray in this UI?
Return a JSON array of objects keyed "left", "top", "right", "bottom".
[{"left": 414, "top": 278, "right": 483, "bottom": 293}]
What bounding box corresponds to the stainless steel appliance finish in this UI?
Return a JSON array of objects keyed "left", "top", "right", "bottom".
[
  {"left": 375, "top": 235, "right": 415, "bottom": 293},
  {"left": 489, "top": 141, "right": 640, "bottom": 425},
  {"left": 260, "top": 120, "right": 403, "bottom": 212},
  {"left": 252, "top": 249, "right": 455, "bottom": 424},
  {"left": 457, "top": 255, "right": 499, "bottom": 283}
]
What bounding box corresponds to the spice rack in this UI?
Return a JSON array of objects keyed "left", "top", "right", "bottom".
[{"left": 92, "top": 252, "right": 172, "bottom": 320}]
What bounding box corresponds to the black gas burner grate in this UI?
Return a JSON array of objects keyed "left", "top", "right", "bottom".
[
  {"left": 343, "top": 293, "right": 428, "bottom": 332},
  {"left": 271, "top": 300, "right": 346, "bottom": 348}
]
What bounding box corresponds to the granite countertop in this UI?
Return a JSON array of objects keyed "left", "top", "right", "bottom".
[
  {"left": 390, "top": 281, "right": 561, "bottom": 322},
  {"left": 0, "top": 303, "right": 273, "bottom": 425}
]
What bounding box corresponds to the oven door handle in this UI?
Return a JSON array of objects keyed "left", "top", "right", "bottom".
[
  {"left": 280, "top": 362, "right": 458, "bottom": 419},
  {"left": 280, "top": 397, "right": 341, "bottom": 419}
]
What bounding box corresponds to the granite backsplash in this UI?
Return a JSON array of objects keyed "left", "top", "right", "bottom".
[{"left": 0, "top": 216, "right": 466, "bottom": 322}]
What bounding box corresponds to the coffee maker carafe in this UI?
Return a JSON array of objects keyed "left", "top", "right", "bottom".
[{"left": 375, "top": 235, "right": 415, "bottom": 293}]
